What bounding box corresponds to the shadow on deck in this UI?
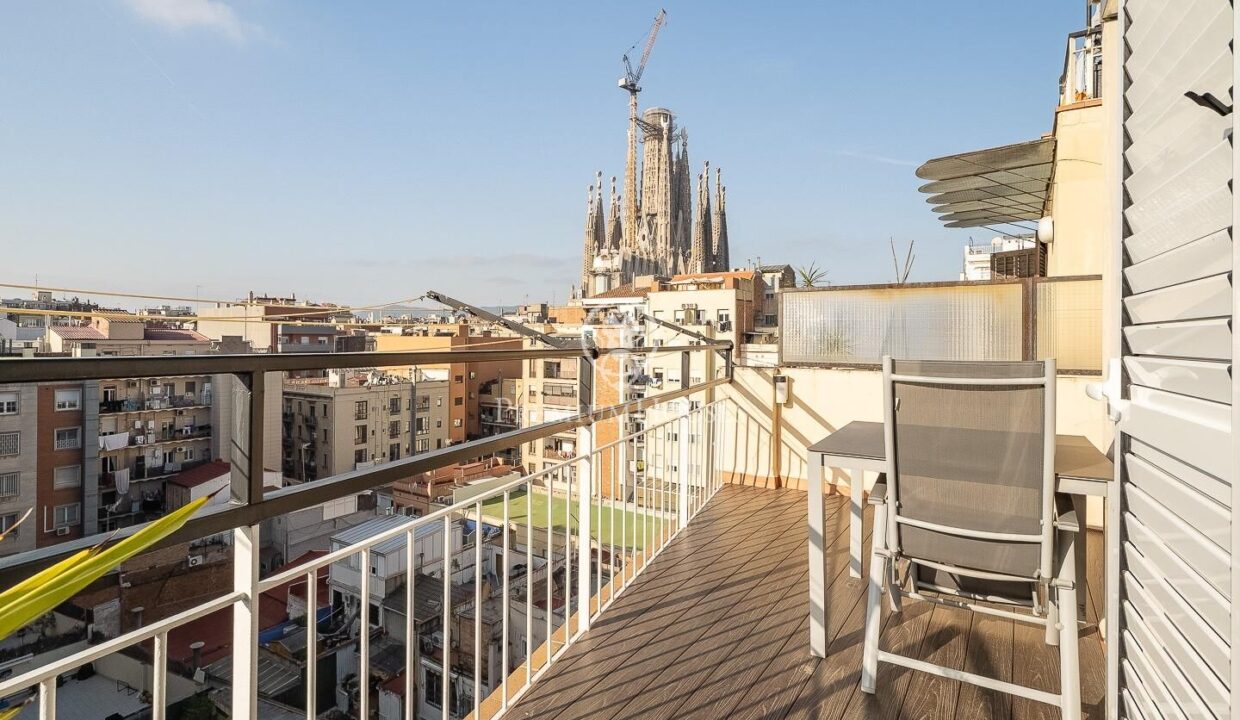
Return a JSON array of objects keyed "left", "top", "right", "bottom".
[{"left": 507, "top": 484, "right": 1106, "bottom": 720}]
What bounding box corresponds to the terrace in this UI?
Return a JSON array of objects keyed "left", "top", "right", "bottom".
[{"left": 0, "top": 324, "right": 1117, "bottom": 720}]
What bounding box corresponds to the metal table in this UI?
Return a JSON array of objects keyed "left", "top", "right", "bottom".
[{"left": 806, "top": 420, "right": 1113, "bottom": 658}]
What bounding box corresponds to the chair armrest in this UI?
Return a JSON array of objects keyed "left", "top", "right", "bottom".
[
  {"left": 1054, "top": 494, "right": 1080, "bottom": 532},
  {"left": 867, "top": 480, "right": 887, "bottom": 506}
]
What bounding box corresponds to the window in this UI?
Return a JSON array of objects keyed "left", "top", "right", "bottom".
[
  {"left": 0, "top": 513, "right": 19, "bottom": 535},
  {"left": 415, "top": 439, "right": 429, "bottom": 453},
  {"left": 54, "top": 427, "right": 81, "bottom": 450},
  {"left": 185, "top": 381, "right": 196, "bottom": 395},
  {"left": 54, "top": 465, "right": 81, "bottom": 489},
  {"left": 425, "top": 669, "right": 443, "bottom": 708},
  {"left": 454, "top": 375, "right": 463, "bottom": 383},
  {"left": 389, "top": 397, "right": 400, "bottom": 415},
  {"left": 453, "top": 397, "right": 463, "bottom": 407},
  {"left": 354, "top": 401, "right": 368, "bottom": 420},
  {"left": 54, "top": 503, "right": 81, "bottom": 528},
  {"left": 354, "top": 449, "right": 367, "bottom": 464},
  {"left": 717, "top": 309, "right": 731, "bottom": 323},
  {"left": 388, "top": 421, "right": 400, "bottom": 439},
  {"left": 354, "top": 425, "right": 367, "bottom": 444},
  {"left": 0, "top": 393, "right": 17, "bottom": 415},
  {"left": 0, "top": 432, "right": 20, "bottom": 457},
  {"left": 435, "top": 419, "right": 442, "bottom": 428},
  {"left": 389, "top": 443, "right": 400, "bottom": 460},
  {"left": 54, "top": 389, "right": 81, "bottom": 411},
  {"left": 0, "top": 472, "right": 18, "bottom": 499},
  {"left": 764, "top": 314, "right": 777, "bottom": 325},
  {"left": 452, "top": 419, "right": 462, "bottom": 428},
  {"left": 436, "top": 397, "right": 443, "bottom": 407},
  {"left": 415, "top": 417, "right": 429, "bottom": 435}
]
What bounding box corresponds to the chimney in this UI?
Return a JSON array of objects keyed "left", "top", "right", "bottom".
[
  {"left": 130, "top": 606, "right": 145, "bottom": 629},
  {"left": 189, "top": 641, "right": 205, "bottom": 671}
]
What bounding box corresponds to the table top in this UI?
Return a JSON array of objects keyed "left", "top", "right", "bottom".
[{"left": 808, "top": 420, "right": 1113, "bottom": 483}]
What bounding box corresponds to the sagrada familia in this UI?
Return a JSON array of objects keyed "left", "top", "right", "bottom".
[{"left": 579, "top": 107, "right": 730, "bottom": 297}]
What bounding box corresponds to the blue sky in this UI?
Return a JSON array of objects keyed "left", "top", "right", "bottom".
[{"left": 0, "top": 1, "right": 1082, "bottom": 307}]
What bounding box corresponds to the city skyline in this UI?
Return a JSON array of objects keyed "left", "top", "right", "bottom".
[{"left": 2, "top": 2, "right": 1078, "bottom": 305}]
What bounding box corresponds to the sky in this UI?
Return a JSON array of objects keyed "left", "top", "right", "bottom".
[{"left": 0, "top": 1, "right": 1083, "bottom": 308}]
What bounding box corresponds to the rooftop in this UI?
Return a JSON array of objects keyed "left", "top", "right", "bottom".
[{"left": 166, "top": 460, "right": 231, "bottom": 489}]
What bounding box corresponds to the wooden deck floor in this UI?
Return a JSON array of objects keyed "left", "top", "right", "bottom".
[{"left": 507, "top": 484, "right": 1106, "bottom": 720}]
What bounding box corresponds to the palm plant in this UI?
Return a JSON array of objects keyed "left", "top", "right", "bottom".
[{"left": 797, "top": 262, "right": 829, "bottom": 288}]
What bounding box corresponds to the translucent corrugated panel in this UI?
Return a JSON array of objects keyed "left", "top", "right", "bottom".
[
  {"left": 1036, "top": 278, "right": 1102, "bottom": 372},
  {"left": 780, "top": 284, "right": 1024, "bottom": 365}
]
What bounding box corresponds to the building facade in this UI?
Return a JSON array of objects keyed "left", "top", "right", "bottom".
[{"left": 282, "top": 371, "right": 447, "bottom": 484}]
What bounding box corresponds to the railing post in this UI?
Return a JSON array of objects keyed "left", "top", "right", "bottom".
[
  {"left": 577, "top": 352, "right": 594, "bottom": 634},
  {"left": 231, "top": 523, "right": 260, "bottom": 719},
  {"left": 576, "top": 422, "right": 593, "bottom": 634},
  {"left": 230, "top": 370, "right": 264, "bottom": 718},
  {"left": 677, "top": 411, "right": 690, "bottom": 528}
]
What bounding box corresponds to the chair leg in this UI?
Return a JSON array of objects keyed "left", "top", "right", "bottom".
[
  {"left": 860, "top": 503, "right": 887, "bottom": 694},
  {"left": 1045, "top": 589, "right": 1059, "bottom": 646},
  {"left": 1057, "top": 531, "right": 1081, "bottom": 720}
]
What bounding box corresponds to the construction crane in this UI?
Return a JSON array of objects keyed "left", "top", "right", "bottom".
[{"left": 619, "top": 9, "right": 667, "bottom": 253}]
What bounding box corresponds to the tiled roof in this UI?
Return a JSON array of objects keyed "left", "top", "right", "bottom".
[
  {"left": 591, "top": 284, "right": 650, "bottom": 299},
  {"left": 168, "top": 460, "right": 231, "bottom": 489},
  {"left": 49, "top": 326, "right": 106, "bottom": 340},
  {"left": 144, "top": 328, "right": 209, "bottom": 342}
]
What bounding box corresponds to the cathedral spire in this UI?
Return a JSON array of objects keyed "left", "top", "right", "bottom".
[
  {"left": 607, "top": 175, "right": 622, "bottom": 251},
  {"left": 712, "top": 167, "right": 730, "bottom": 272},
  {"left": 690, "top": 161, "right": 712, "bottom": 274},
  {"left": 581, "top": 172, "right": 607, "bottom": 297}
]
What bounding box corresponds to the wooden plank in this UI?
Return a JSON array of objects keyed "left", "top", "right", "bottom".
[
  {"left": 607, "top": 524, "right": 813, "bottom": 719},
  {"left": 955, "top": 614, "right": 1014, "bottom": 720},
  {"left": 837, "top": 601, "right": 936, "bottom": 719},
  {"left": 747, "top": 505, "right": 877, "bottom": 720},
  {"left": 506, "top": 487, "right": 793, "bottom": 711},
  {"left": 509, "top": 489, "right": 813, "bottom": 718},
  {"left": 898, "top": 604, "right": 973, "bottom": 719},
  {"left": 1010, "top": 616, "right": 1059, "bottom": 720},
  {"left": 541, "top": 497, "right": 814, "bottom": 720}
]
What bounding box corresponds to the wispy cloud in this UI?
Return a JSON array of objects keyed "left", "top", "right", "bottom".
[
  {"left": 828, "top": 149, "right": 920, "bottom": 168},
  {"left": 123, "top": 0, "right": 261, "bottom": 43}
]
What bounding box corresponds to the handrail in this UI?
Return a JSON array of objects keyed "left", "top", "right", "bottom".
[
  {"left": 0, "top": 389, "right": 735, "bottom": 719},
  {"left": 0, "top": 343, "right": 731, "bottom": 383},
  {"left": 0, "top": 363, "right": 729, "bottom": 585}
]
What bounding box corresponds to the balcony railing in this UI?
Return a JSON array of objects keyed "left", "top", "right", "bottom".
[
  {"left": 1059, "top": 27, "right": 1102, "bottom": 106},
  {"left": 0, "top": 340, "right": 732, "bottom": 720}
]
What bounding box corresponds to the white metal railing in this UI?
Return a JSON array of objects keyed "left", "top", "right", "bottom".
[
  {"left": 1059, "top": 28, "right": 1102, "bottom": 106},
  {"left": 0, "top": 398, "right": 738, "bottom": 720}
]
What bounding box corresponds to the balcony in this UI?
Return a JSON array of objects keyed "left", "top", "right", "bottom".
[
  {"left": 0, "top": 328, "right": 1123, "bottom": 720},
  {"left": 100, "top": 393, "right": 208, "bottom": 414}
]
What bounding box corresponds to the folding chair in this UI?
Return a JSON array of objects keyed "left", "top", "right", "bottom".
[{"left": 860, "top": 357, "right": 1080, "bottom": 720}]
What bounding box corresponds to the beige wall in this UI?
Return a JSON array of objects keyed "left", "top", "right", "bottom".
[
  {"left": 1046, "top": 101, "right": 1106, "bottom": 278},
  {"left": 717, "top": 365, "right": 1113, "bottom": 525}
]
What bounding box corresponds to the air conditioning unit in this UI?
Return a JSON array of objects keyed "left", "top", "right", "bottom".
[
  {"left": 56, "top": 527, "right": 70, "bottom": 536},
  {"left": 187, "top": 555, "right": 204, "bottom": 567},
  {"left": 149, "top": 380, "right": 160, "bottom": 387},
  {"left": 176, "top": 447, "right": 185, "bottom": 454}
]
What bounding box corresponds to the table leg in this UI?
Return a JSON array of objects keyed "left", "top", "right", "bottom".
[
  {"left": 850, "top": 467, "right": 863, "bottom": 578},
  {"left": 808, "top": 454, "right": 827, "bottom": 657}
]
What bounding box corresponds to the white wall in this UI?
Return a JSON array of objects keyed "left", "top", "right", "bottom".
[{"left": 717, "top": 365, "right": 1113, "bottom": 525}]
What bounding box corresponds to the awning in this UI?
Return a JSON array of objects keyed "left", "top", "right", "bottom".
[{"left": 915, "top": 137, "right": 1054, "bottom": 228}]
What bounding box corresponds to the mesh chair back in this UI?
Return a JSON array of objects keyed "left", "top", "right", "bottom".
[{"left": 885, "top": 359, "right": 1054, "bottom": 584}]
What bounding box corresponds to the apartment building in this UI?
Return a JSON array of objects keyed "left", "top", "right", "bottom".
[
  {"left": 0, "top": 382, "right": 100, "bottom": 554},
  {"left": 756, "top": 263, "right": 796, "bottom": 330},
  {"left": 647, "top": 270, "right": 762, "bottom": 346},
  {"left": 46, "top": 316, "right": 211, "bottom": 356},
  {"left": 282, "top": 371, "right": 449, "bottom": 484},
  {"left": 97, "top": 374, "right": 214, "bottom": 531},
  {"left": 373, "top": 325, "right": 521, "bottom": 445},
  {"left": 193, "top": 295, "right": 352, "bottom": 353}
]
